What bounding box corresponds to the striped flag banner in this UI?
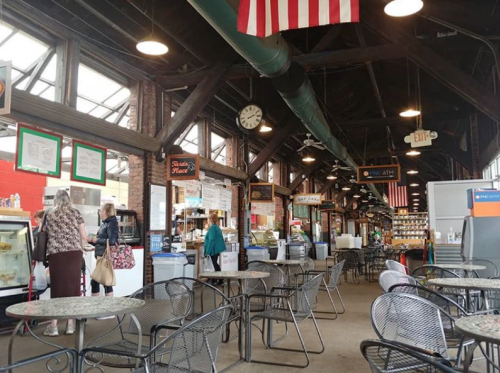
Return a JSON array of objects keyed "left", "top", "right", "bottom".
[
  {"left": 238, "top": 0, "right": 360, "bottom": 38},
  {"left": 388, "top": 175, "right": 408, "bottom": 208}
]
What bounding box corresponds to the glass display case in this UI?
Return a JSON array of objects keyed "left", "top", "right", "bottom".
[
  {"left": 116, "top": 210, "right": 141, "bottom": 246},
  {"left": 251, "top": 230, "right": 277, "bottom": 247},
  {"left": 0, "top": 217, "right": 33, "bottom": 297}
]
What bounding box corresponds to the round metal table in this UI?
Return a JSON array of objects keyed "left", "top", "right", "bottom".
[
  {"left": 456, "top": 315, "right": 500, "bottom": 373},
  {"left": 427, "top": 263, "right": 486, "bottom": 271}
]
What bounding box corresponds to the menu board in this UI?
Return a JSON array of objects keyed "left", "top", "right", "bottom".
[
  {"left": 358, "top": 164, "right": 400, "bottom": 184},
  {"left": 202, "top": 185, "right": 219, "bottom": 209},
  {"left": 71, "top": 140, "right": 106, "bottom": 185},
  {"left": 15, "top": 124, "right": 62, "bottom": 177},
  {"left": 150, "top": 184, "right": 167, "bottom": 230},
  {"left": 319, "top": 200, "right": 336, "bottom": 211},
  {"left": 167, "top": 154, "right": 199, "bottom": 180},
  {"left": 249, "top": 183, "right": 274, "bottom": 203},
  {"left": 294, "top": 193, "right": 322, "bottom": 205}
]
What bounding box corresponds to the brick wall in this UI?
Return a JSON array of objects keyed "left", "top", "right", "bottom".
[{"left": 0, "top": 160, "right": 45, "bottom": 225}]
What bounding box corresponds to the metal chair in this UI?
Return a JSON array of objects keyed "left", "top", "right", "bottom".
[
  {"left": 385, "top": 259, "right": 408, "bottom": 274},
  {"left": 81, "top": 305, "right": 233, "bottom": 373},
  {"left": 245, "top": 261, "right": 287, "bottom": 312},
  {"left": 246, "top": 273, "right": 325, "bottom": 368},
  {"left": 366, "top": 248, "right": 388, "bottom": 282},
  {"left": 335, "top": 250, "right": 360, "bottom": 284},
  {"left": 378, "top": 270, "right": 417, "bottom": 293},
  {"left": 360, "top": 339, "right": 459, "bottom": 373},
  {"left": 0, "top": 349, "right": 78, "bottom": 373},
  {"left": 465, "top": 258, "right": 499, "bottom": 278},
  {"left": 371, "top": 292, "right": 454, "bottom": 362},
  {"left": 82, "top": 280, "right": 193, "bottom": 369}
]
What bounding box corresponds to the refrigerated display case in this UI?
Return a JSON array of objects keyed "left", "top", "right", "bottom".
[{"left": 116, "top": 209, "right": 141, "bottom": 246}]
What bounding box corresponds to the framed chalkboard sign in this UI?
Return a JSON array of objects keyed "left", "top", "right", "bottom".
[
  {"left": 319, "top": 200, "right": 336, "bottom": 211},
  {"left": 166, "top": 154, "right": 199, "bottom": 180},
  {"left": 249, "top": 183, "right": 274, "bottom": 203}
]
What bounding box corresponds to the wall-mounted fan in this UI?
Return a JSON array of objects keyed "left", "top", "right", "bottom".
[{"left": 298, "top": 133, "right": 325, "bottom": 151}]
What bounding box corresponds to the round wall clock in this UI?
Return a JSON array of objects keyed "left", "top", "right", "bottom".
[{"left": 236, "top": 103, "right": 263, "bottom": 133}]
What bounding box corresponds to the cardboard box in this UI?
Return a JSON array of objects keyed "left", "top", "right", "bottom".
[{"left": 467, "top": 189, "right": 500, "bottom": 217}]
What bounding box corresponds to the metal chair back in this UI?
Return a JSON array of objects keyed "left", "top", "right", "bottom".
[
  {"left": 412, "top": 265, "right": 464, "bottom": 280},
  {"left": 465, "top": 258, "right": 499, "bottom": 278},
  {"left": 378, "top": 270, "right": 416, "bottom": 292},
  {"left": 335, "top": 250, "right": 360, "bottom": 284},
  {"left": 360, "top": 339, "right": 457, "bottom": 373},
  {"left": 246, "top": 262, "right": 287, "bottom": 311},
  {"left": 327, "top": 260, "right": 345, "bottom": 289},
  {"left": 295, "top": 273, "right": 324, "bottom": 318},
  {"left": 371, "top": 292, "right": 449, "bottom": 358},
  {"left": 385, "top": 259, "right": 407, "bottom": 274}
]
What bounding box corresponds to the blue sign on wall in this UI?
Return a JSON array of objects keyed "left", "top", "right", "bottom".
[{"left": 150, "top": 234, "right": 164, "bottom": 252}]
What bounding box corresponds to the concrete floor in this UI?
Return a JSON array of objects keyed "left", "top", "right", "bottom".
[{"left": 0, "top": 267, "right": 382, "bottom": 372}]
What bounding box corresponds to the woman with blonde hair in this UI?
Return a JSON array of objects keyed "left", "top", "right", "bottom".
[
  {"left": 44, "top": 190, "right": 89, "bottom": 336},
  {"left": 88, "top": 203, "right": 118, "bottom": 306},
  {"left": 204, "top": 213, "right": 225, "bottom": 281}
]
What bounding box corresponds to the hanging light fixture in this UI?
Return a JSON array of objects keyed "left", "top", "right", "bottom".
[
  {"left": 406, "top": 150, "right": 421, "bottom": 156},
  {"left": 412, "top": 193, "right": 419, "bottom": 196},
  {"left": 302, "top": 155, "right": 315, "bottom": 163},
  {"left": 136, "top": 0, "right": 169, "bottom": 56},
  {"left": 410, "top": 183, "right": 419, "bottom": 187},
  {"left": 353, "top": 194, "right": 361, "bottom": 198},
  {"left": 400, "top": 60, "right": 421, "bottom": 117},
  {"left": 385, "top": 0, "right": 424, "bottom": 17},
  {"left": 342, "top": 186, "right": 351, "bottom": 191},
  {"left": 327, "top": 175, "right": 337, "bottom": 180},
  {"left": 259, "top": 123, "right": 273, "bottom": 133},
  {"left": 407, "top": 170, "right": 418, "bottom": 174},
  {"left": 400, "top": 109, "right": 421, "bottom": 118}
]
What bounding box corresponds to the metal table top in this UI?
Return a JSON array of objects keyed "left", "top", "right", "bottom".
[
  {"left": 6, "top": 296, "right": 145, "bottom": 320},
  {"left": 427, "top": 263, "right": 486, "bottom": 271},
  {"left": 456, "top": 315, "right": 500, "bottom": 345},
  {"left": 199, "top": 271, "right": 270, "bottom": 280},
  {"left": 427, "top": 278, "right": 500, "bottom": 291},
  {"left": 260, "top": 260, "right": 304, "bottom": 265}
]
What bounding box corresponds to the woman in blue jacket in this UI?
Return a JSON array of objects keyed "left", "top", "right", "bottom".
[{"left": 204, "top": 213, "right": 225, "bottom": 273}]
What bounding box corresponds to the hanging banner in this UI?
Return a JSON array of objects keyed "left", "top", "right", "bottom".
[
  {"left": 319, "top": 200, "right": 336, "bottom": 211},
  {"left": 0, "top": 61, "right": 12, "bottom": 115},
  {"left": 167, "top": 154, "right": 199, "bottom": 180},
  {"left": 249, "top": 183, "right": 274, "bottom": 203},
  {"left": 294, "top": 193, "right": 321, "bottom": 205},
  {"left": 15, "top": 124, "right": 62, "bottom": 178},
  {"left": 358, "top": 164, "right": 400, "bottom": 184},
  {"left": 71, "top": 140, "right": 107, "bottom": 185}
]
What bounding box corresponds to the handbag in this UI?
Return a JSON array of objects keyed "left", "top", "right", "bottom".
[
  {"left": 91, "top": 240, "right": 116, "bottom": 286},
  {"left": 110, "top": 242, "right": 136, "bottom": 269},
  {"left": 33, "top": 214, "right": 48, "bottom": 262}
]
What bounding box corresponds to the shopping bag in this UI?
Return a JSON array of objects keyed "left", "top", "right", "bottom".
[
  {"left": 33, "top": 214, "right": 48, "bottom": 262},
  {"left": 110, "top": 243, "right": 136, "bottom": 269},
  {"left": 91, "top": 240, "right": 116, "bottom": 286},
  {"left": 202, "top": 256, "right": 215, "bottom": 272},
  {"left": 33, "top": 262, "right": 47, "bottom": 290}
]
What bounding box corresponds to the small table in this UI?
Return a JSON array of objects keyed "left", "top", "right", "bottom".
[
  {"left": 199, "top": 271, "right": 270, "bottom": 362},
  {"left": 260, "top": 259, "right": 305, "bottom": 275},
  {"left": 427, "top": 263, "right": 486, "bottom": 276},
  {"left": 6, "top": 297, "right": 145, "bottom": 369},
  {"left": 427, "top": 278, "right": 500, "bottom": 310},
  {"left": 456, "top": 315, "right": 500, "bottom": 373}
]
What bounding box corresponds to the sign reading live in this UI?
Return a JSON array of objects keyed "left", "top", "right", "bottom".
[
  {"left": 249, "top": 183, "right": 274, "bottom": 203},
  {"left": 319, "top": 200, "right": 336, "bottom": 211},
  {"left": 294, "top": 193, "right": 322, "bottom": 205},
  {"left": 166, "top": 154, "right": 199, "bottom": 180},
  {"left": 358, "top": 164, "right": 400, "bottom": 184}
]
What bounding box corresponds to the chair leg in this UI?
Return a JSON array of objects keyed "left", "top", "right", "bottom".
[{"left": 312, "top": 278, "right": 345, "bottom": 320}]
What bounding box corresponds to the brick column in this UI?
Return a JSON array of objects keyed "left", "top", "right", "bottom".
[{"left": 128, "top": 81, "right": 168, "bottom": 285}]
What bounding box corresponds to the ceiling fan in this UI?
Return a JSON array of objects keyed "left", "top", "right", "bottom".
[
  {"left": 330, "top": 160, "right": 352, "bottom": 173},
  {"left": 297, "top": 133, "right": 325, "bottom": 152}
]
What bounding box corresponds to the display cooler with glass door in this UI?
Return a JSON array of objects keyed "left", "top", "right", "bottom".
[{"left": 0, "top": 215, "right": 36, "bottom": 327}]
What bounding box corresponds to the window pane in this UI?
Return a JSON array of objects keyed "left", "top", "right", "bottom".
[
  {"left": 61, "top": 146, "right": 72, "bottom": 158},
  {"left": 11, "top": 69, "right": 22, "bottom": 81},
  {"left": 0, "top": 136, "right": 16, "bottom": 153},
  {"left": 181, "top": 142, "right": 198, "bottom": 154},
  {"left": 106, "top": 112, "right": 119, "bottom": 123},
  {"left": 118, "top": 115, "right": 129, "bottom": 128},
  {"left": 78, "top": 65, "right": 121, "bottom": 102},
  {"left": 211, "top": 132, "right": 225, "bottom": 148},
  {"left": 0, "top": 31, "right": 49, "bottom": 70},
  {"left": 76, "top": 97, "right": 97, "bottom": 114},
  {"left": 185, "top": 125, "right": 198, "bottom": 142},
  {"left": 40, "top": 54, "right": 57, "bottom": 82},
  {"left": 0, "top": 24, "right": 14, "bottom": 42},
  {"left": 39, "top": 86, "right": 55, "bottom": 102},
  {"left": 30, "top": 80, "right": 49, "bottom": 95},
  {"left": 89, "top": 105, "right": 111, "bottom": 119},
  {"left": 104, "top": 88, "right": 130, "bottom": 108}
]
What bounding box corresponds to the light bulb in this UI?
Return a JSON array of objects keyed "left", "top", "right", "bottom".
[
  {"left": 353, "top": 194, "right": 361, "bottom": 198},
  {"left": 412, "top": 193, "right": 419, "bottom": 196},
  {"left": 136, "top": 39, "right": 169, "bottom": 55},
  {"left": 385, "top": 0, "right": 424, "bottom": 17},
  {"left": 407, "top": 170, "right": 419, "bottom": 174},
  {"left": 406, "top": 150, "right": 421, "bottom": 156},
  {"left": 410, "top": 183, "right": 419, "bottom": 187},
  {"left": 259, "top": 123, "right": 273, "bottom": 133},
  {"left": 342, "top": 186, "right": 350, "bottom": 191},
  {"left": 327, "top": 175, "right": 337, "bottom": 180},
  {"left": 400, "top": 108, "right": 421, "bottom": 117},
  {"left": 302, "top": 155, "right": 315, "bottom": 163}
]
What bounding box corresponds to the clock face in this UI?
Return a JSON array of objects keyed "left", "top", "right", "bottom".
[{"left": 237, "top": 104, "right": 263, "bottom": 132}]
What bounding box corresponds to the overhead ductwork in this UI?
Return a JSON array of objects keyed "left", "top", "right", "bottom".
[{"left": 187, "top": 0, "right": 384, "bottom": 203}]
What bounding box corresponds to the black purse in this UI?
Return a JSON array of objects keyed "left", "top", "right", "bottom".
[{"left": 33, "top": 213, "right": 48, "bottom": 262}]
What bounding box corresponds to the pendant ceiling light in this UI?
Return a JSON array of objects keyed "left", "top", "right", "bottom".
[
  {"left": 302, "top": 155, "right": 315, "bottom": 163},
  {"left": 410, "top": 183, "right": 419, "bottom": 187},
  {"left": 407, "top": 170, "right": 418, "bottom": 174},
  {"left": 385, "top": 0, "right": 424, "bottom": 17},
  {"left": 327, "top": 175, "right": 337, "bottom": 180},
  {"left": 406, "top": 150, "right": 421, "bottom": 156},
  {"left": 259, "top": 123, "right": 273, "bottom": 133},
  {"left": 136, "top": 1, "right": 169, "bottom": 56},
  {"left": 342, "top": 186, "right": 351, "bottom": 191},
  {"left": 400, "top": 60, "right": 421, "bottom": 117}
]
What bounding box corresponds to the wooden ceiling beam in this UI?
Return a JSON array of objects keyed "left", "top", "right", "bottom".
[{"left": 156, "top": 44, "right": 407, "bottom": 90}]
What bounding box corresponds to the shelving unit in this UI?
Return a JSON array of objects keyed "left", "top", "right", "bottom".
[{"left": 391, "top": 212, "right": 428, "bottom": 246}]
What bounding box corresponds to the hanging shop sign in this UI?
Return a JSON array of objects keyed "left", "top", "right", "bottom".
[
  {"left": 404, "top": 129, "right": 438, "bottom": 148},
  {"left": 150, "top": 184, "right": 167, "bottom": 230},
  {"left": 319, "top": 200, "right": 336, "bottom": 211},
  {"left": 358, "top": 164, "right": 400, "bottom": 184},
  {"left": 71, "top": 140, "right": 106, "bottom": 185},
  {"left": 15, "top": 124, "right": 62, "bottom": 178},
  {"left": 166, "top": 154, "right": 199, "bottom": 180},
  {"left": 0, "top": 61, "right": 11, "bottom": 115},
  {"left": 249, "top": 183, "right": 274, "bottom": 203},
  {"left": 294, "top": 193, "right": 322, "bottom": 205}
]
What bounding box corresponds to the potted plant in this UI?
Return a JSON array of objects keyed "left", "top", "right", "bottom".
[{"left": 272, "top": 222, "right": 283, "bottom": 240}]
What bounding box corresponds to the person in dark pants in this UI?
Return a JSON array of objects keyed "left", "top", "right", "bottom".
[
  {"left": 88, "top": 203, "right": 118, "bottom": 319},
  {"left": 204, "top": 213, "right": 225, "bottom": 284}
]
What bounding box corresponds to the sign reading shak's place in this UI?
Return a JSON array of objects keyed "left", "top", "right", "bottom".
[
  {"left": 358, "top": 164, "right": 400, "bottom": 184},
  {"left": 166, "top": 154, "right": 199, "bottom": 180}
]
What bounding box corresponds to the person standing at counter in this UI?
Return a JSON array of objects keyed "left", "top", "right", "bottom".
[
  {"left": 44, "top": 190, "right": 89, "bottom": 337},
  {"left": 88, "top": 203, "right": 118, "bottom": 306},
  {"left": 204, "top": 213, "right": 225, "bottom": 275}
]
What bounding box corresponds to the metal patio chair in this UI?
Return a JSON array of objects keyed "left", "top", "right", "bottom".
[
  {"left": 378, "top": 270, "right": 417, "bottom": 293},
  {"left": 360, "top": 339, "right": 459, "bottom": 373},
  {"left": 0, "top": 349, "right": 78, "bottom": 373},
  {"left": 82, "top": 280, "right": 193, "bottom": 369},
  {"left": 245, "top": 261, "right": 287, "bottom": 312},
  {"left": 246, "top": 273, "right": 325, "bottom": 368},
  {"left": 335, "top": 250, "right": 360, "bottom": 284},
  {"left": 385, "top": 259, "right": 408, "bottom": 274},
  {"left": 465, "top": 258, "right": 499, "bottom": 278},
  {"left": 81, "top": 305, "right": 233, "bottom": 373}
]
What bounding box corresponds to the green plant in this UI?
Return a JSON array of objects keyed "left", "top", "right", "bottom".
[{"left": 274, "top": 221, "right": 283, "bottom": 231}]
